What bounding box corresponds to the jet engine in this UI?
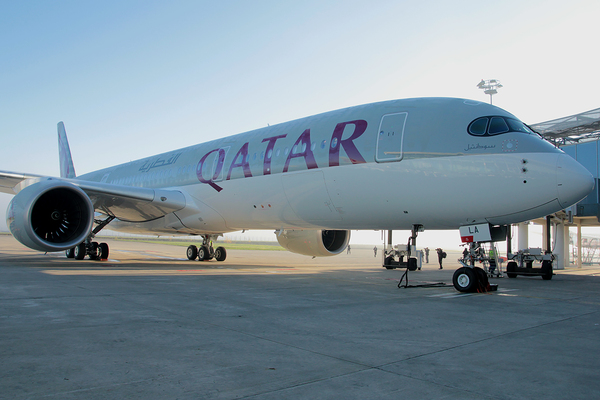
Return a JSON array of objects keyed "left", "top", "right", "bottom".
[
  {"left": 7, "top": 179, "right": 94, "bottom": 252},
  {"left": 276, "top": 229, "right": 350, "bottom": 257}
]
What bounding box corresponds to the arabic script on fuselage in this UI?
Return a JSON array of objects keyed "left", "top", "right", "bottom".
[
  {"left": 139, "top": 152, "right": 183, "bottom": 172},
  {"left": 465, "top": 143, "right": 496, "bottom": 152}
]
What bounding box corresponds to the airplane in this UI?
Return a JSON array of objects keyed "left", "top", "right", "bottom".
[{"left": 0, "top": 97, "right": 594, "bottom": 292}]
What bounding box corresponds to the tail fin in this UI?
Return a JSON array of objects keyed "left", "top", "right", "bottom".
[{"left": 58, "top": 121, "right": 76, "bottom": 178}]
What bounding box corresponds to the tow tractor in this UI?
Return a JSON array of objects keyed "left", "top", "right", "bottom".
[
  {"left": 382, "top": 225, "right": 421, "bottom": 272},
  {"left": 383, "top": 225, "right": 447, "bottom": 289},
  {"left": 506, "top": 248, "right": 554, "bottom": 280}
]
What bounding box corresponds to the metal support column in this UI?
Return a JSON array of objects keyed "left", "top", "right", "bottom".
[{"left": 577, "top": 220, "right": 582, "bottom": 268}]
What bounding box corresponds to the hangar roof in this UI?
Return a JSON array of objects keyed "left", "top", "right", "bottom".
[
  {"left": 530, "top": 107, "right": 600, "bottom": 145},
  {"left": 527, "top": 106, "right": 600, "bottom": 226}
]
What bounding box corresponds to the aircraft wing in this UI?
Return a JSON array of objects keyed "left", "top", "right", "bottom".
[
  {"left": 0, "top": 170, "right": 186, "bottom": 222},
  {"left": 73, "top": 179, "right": 186, "bottom": 222},
  {"left": 0, "top": 171, "right": 44, "bottom": 194}
]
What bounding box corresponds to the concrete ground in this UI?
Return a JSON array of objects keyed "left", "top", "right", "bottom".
[{"left": 1, "top": 234, "right": 599, "bottom": 399}]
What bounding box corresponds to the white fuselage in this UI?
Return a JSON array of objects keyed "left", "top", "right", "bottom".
[{"left": 78, "top": 98, "right": 594, "bottom": 236}]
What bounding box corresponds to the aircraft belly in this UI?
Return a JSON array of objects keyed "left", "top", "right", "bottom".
[
  {"left": 173, "top": 192, "right": 229, "bottom": 232},
  {"left": 183, "top": 176, "right": 315, "bottom": 231},
  {"left": 281, "top": 170, "right": 341, "bottom": 223}
]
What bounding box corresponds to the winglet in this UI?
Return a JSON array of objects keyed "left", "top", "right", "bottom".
[{"left": 58, "top": 121, "right": 76, "bottom": 178}]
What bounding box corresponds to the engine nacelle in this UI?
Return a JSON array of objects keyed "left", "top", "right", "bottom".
[
  {"left": 276, "top": 229, "right": 350, "bottom": 257},
  {"left": 7, "top": 179, "right": 94, "bottom": 252}
]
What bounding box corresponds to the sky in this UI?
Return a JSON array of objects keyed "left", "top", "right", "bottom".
[{"left": 1, "top": 0, "right": 599, "bottom": 249}]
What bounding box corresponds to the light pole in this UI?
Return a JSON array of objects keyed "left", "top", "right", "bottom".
[{"left": 477, "top": 79, "right": 503, "bottom": 104}]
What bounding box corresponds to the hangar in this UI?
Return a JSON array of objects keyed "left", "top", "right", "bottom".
[{"left": 519, "top": 107, "right": 600, "bottom": 268}]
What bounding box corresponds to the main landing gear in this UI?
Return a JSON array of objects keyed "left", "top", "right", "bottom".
[
  {"left": 186, "top": 235, "right": 227, "bottom": 262},
  {"left": 65, "top": 216, "right": 115, "bottom": 261},
  {"left": 66, "top": 240, "right": 110, "bottom": 260}
]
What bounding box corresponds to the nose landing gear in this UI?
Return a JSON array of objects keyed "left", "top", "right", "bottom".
[
  {"left": 454, "top": 223, "right": 506, "bottom": 292},
  {"left": 452, "top": 263, "right": 494, "bottom": 293}
]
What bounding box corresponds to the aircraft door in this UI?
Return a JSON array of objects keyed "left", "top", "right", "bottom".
[{"left": 375, "top": 112, "right": 407, "bottom": 162}]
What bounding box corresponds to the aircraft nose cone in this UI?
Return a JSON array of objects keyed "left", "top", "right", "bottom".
[{"left": 557, "top": 154, "right": 595, "bottom": 209}]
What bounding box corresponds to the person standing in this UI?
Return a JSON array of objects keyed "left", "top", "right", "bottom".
[
  {"left": 424, "top": 247, "right": 430, "bottom": 263},
  {"left": 436, "top": 248, "right": 444, "bottom": 269},
  {"left": 373, "top": 246, "right": 378, "bottom": 257}
]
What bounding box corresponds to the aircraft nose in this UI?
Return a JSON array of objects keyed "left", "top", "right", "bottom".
[{"left": 556, "top": 153, "right": 595, "bottom": 209}]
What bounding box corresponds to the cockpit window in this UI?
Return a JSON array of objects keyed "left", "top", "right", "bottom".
[
  {"left": 506, "top": 118, "right": 534, "bottom": 134},
  {"left": 468, "top": 116, "right": 536, "bottom": 137},
  {"left": 468, "top": 117, "right": 488, "bottom": 135},
  {"left": 489, "top": 117, "right": 509, "bottom": 135}
]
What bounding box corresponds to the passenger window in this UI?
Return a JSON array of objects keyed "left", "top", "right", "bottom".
[
  {"left": 468, "top": 118, "right": 488, "bottom": 135},
  {"left": 488, "top": 117, "right": 509, "bottom": 135}
]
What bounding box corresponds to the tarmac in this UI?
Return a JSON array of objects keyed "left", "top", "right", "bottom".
[{"left": 1, "top": 234, "right": 600, "bottom": 399}]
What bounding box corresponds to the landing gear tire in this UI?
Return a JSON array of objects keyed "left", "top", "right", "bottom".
[
  {"left": 214, "top": 246, "right": 227, "bottom": 262},
  {"left": 198, "top": 245, "right": 210, "bottom": 261},
  {"left": 384, "top": 256, "right": 395, "bottom": 269},
  {"left": 187, "top": 245, "right": 198, "bottom": 260},
  {"left": 89, "top": 242, "right": 99, "bottom": 260},
  {"left": 65, "top": 247, "right": 75, "bottom": 259},
  {"left": 452, "top": 267, "right": 477, "bottom": 292},
  {"left": 74, "top": 243, "right": 86, "bottom": 260},
  {"left": 541, "top": 260, "right": 553, "bottom": 280},
  {"left": 98, "top": 243, "right": 109, "bottom": 260},
  {"left": 473, "top": 266, "right": 489, "bottom": 291},
  {"left": 506, "top": 261, "right": 518, "bottom": 278}
]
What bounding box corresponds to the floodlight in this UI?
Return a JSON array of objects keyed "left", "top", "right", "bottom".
[{"left": 477, "top": 79, "right": 502, "bottom": 104}]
